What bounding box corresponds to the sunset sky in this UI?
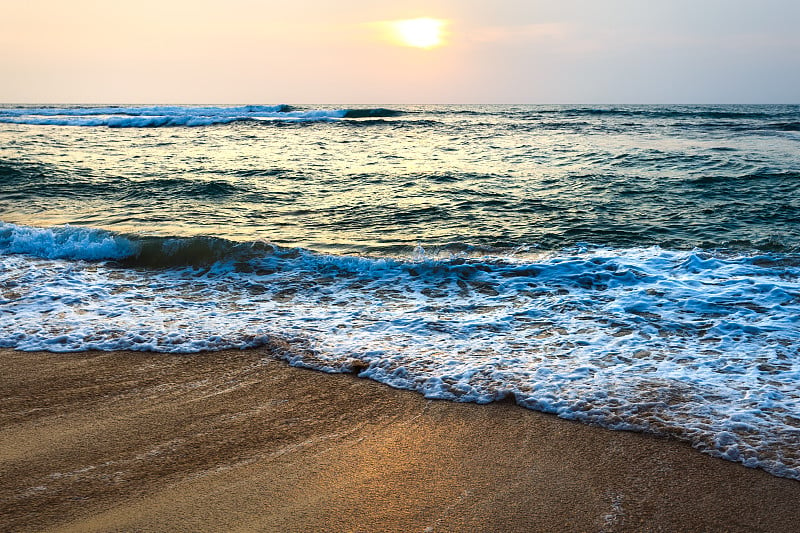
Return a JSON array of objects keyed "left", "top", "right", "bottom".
[{"left": 2, "top": 0, "right": 798, "bottom": 104}]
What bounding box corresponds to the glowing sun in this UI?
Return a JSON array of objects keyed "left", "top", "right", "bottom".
[{"left": 391, "top": 18, "right": 447, "bottom": 49}]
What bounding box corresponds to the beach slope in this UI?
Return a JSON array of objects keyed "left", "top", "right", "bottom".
[{"left": 1, "top": 348, "right": 798, "bottom": 532}]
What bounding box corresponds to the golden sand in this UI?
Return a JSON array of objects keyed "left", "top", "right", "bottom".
[{"left": 1, "top": 348, "right": 798, "bottom": 532}]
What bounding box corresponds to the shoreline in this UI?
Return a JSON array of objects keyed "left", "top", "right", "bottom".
[{"left": 1, "top": 348, "right": 798, "bottom": 532}]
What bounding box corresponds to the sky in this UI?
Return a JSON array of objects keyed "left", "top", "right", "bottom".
[{"left": 1, "top": 0, "right": 799, "bottom": 104}]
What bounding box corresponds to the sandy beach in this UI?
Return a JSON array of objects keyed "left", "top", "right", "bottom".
[{"left": 1, "top": 347, "right": 798, "bottom": 532}]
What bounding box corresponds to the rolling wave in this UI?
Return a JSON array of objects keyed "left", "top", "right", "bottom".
[
  {"left": 0, "top": 104, "right": 292, "bottom": 117},
  {"left": 0, "top": 222, "right": 136, "bottom": 261},
  {"left": 0, "top": 222, "right": 273, "bottom": 266},
  {"left": 428, "top": 105, "right": 799, "bottom": 120},
  {"left": 2, "top": 104, "right": 796, "bottom": 132},
  {"left": 529, "top": 106, "right": 800, "bottom": 121},
  {"left": 0, "top": 105, "right": 406, "bottom": 128},
  {"left": 2, "top": 220, "right": 800, "bottom": 480}
]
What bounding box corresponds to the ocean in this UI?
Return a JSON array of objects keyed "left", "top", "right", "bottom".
[{"left": 1, "top": 104, "right": 799, "bottom": 479}]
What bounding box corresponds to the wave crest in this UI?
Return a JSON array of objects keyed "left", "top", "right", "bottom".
[
  {"left": 0, "top": 105, "right": 405, "bottom": 128},
  {"left": 0, "top": 222, "right": 135, "bottom": 261}
]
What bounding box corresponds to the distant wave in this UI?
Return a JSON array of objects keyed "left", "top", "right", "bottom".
[
  {"left": 0, "top": 105, "right": 405, "bottom": 128},
  {"left": 0, "top": 104, "right": 291, "bottom": 117},
  {"left": 687, "top": 170, "right": 800, "bottom": 185},
  {"left": 528, "top": 106, "right": 800, "bottom": 121},
  {"left": 430, "top": 106, "right": 800, "bottom": 121},
  {"left": 559, "top": 109, "right": 776, "bottom": 119},
  {"left": 3, "top": 104, "right": 796, "bottom": 130},
  {"left": 341, "top": 108, "right": 403, "bottom": 118},
  {"left": 0, "top": 115, "right": 260, "bottom": 128},
  {"left": 769, "top": 122, "right": 800, "bottom": 131}
]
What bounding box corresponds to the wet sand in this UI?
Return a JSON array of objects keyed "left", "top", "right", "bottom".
[{"left": 1, "top": 347, "right": 798, "bottom": 532}]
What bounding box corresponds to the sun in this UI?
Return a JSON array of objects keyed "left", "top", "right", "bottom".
[{"left": 391, "top": 18, "right": 447, "bottom": 49}]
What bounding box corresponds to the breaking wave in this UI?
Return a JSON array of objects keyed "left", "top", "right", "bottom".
[
  {"left": 0, "top": 105, "right": 405, "bottom": 127},
  {"left": 2, "top": 221, "right": 800, "bottom": 480}
]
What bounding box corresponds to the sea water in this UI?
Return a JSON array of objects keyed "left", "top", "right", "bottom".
[{"left": 1, "top": 104, "right": 798, "bottom": 479}]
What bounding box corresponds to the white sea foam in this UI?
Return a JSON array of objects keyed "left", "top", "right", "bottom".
[
  {"left": 0, "top": 105, "right": 289, "bottom": 117},
  {"left": 0, "top": 105, "right": 362, "bottom": 127},
  {"left": 0, "top": 222, "right": 135, "bottom": 260},
  {"left": 1, "top": 223, "right": 799, "bottom": 479}
]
